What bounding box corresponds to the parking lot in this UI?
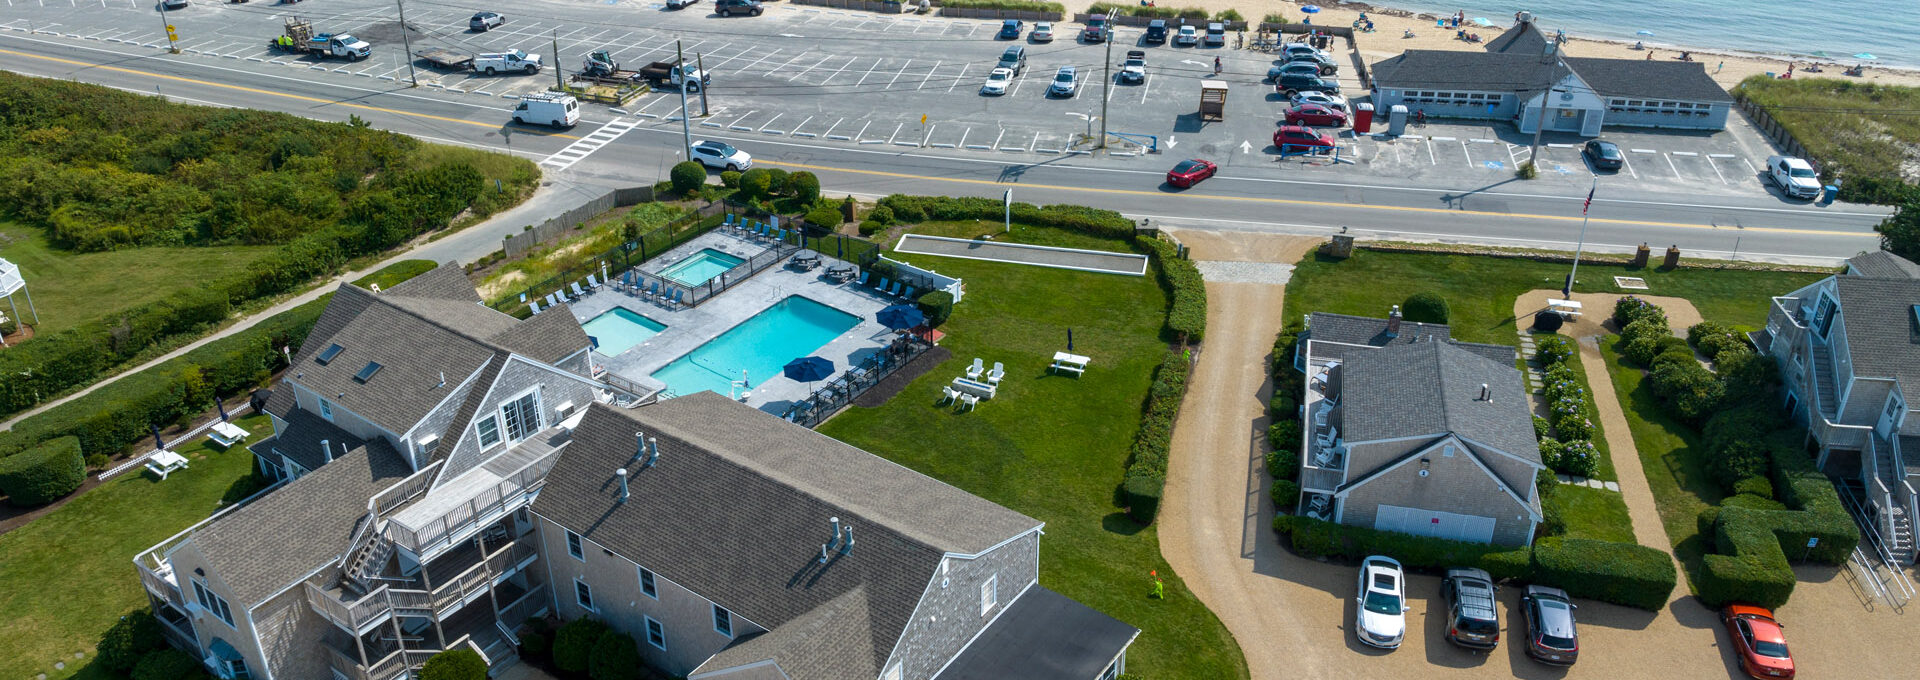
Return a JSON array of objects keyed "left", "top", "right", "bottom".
[{"left": 1, "top": 0, "right": 1797, "bottom": 199}]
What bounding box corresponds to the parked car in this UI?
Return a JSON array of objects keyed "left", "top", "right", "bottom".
[
  {"left": 1031, "top": 22, "right": 1055, "bottom": 42},
  {"left": 1284, "top": 103, "right": 1347, "bottom": 128},
  {"left": 1584, "top": 140, "right": 1625, "bottom": 170},
  {"left": 1081, "top": 14, "right": 1109, "bottom": 43},
  {"left": 1354, "top": 556, "right": 1409, "bottom": 649},
  {"left": 1765, "top": 155, "right": 1822, "bottom": 199},
  {"left": 1166, "top": 158, "right": 1217, "bottom": 187},
  {"left": 714, "top": 0, "right": 762, "bottom": 17},
  {"left": 980, "top": 67, "right": 1013, "bottom": 96},
  {"left": 1204, "top": 22, "right": 1226, "bottom": 46},
  {"left": 666, "top": 0, "right": 700, "bottom": 8},
  {"left": 1174, "top": 24, "right": 1199, "bottom": 47},
  {"left": 1289, "top": 90, "right": 1350, "bottom": 113},
  {"left": 1267, "top": 61, "right": 1324, "bottom": 81},
  {"left": 996, "top": 45, "right": 1028, "bottom": 76},
  {"left": 469, "top": 11, "right": 504, "bottom": 31},
  {"left": 1521, "top": 585, "right": 1580, "bottom": 666},
  {"left": 1274, "top": 125, "right": 1336, "bottom": 151},
  {"left": 1286, "top": 51, "right": 1340, "bottom": 75},
  {"left": 1119, "top": 50, "right": 1147, "bottom": 84},
  {"left": 1282, "top": 43, "right": 1327, "bottom": 61},
  {"left": 997, "top": 20, "right": 1024, "bottom": 40},
  {"left": 1144, "top": 19, "right": 1168, "bottom": 44},
  {"left": 511, "top": 92, "right": 579, "bottom": 128},
  {"left": 161, "top": 0, "right": 188, "bottom": 8},
  {"left": 1275, "top": 72, "right": 1340, "bottom": 97},
  {"left": 1047, "top": 65, "right": 1078, "bottom": 97},
  {"left": 1723, "top": 605, "right": 1794, "bottom": 679},
  {"left": 690, "top": 140, "right": 752, "bottom": 171},
  {"left": 1441, "top": 568, "right": 1500, "bottom": 651}
]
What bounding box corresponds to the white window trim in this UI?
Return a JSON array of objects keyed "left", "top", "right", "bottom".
[
  {"left": 638, "top": 567, "right": 658, "bottom": 600},
  {"left": 319, "top": 398, "right": 334, "bottom": 421},
  {"left": 882, "top": 662, "right": 903, "bottom": 680},
  {"left": 476, "top": 415, "right": 502, "bottom": 451},
  {"left": 566, "top": 530, "right": 584, "bottom": 562},
  {"left": 980, "top": 574, "right": 998, "bottom": 616},
  {"left": 498, "top": 386, "right": 545, "bottom": 445},
  {"left": 644, "top": 615, "right": 667, "bottom": 651},
  {"left": 191, "top": 578, "right": 237, "bottom": 629},
  {"left": 712, "top": 604, "right": 734, "bottom": 639},
  {"left": 574, "top": 578, "right": 595, "bottom": 612}
]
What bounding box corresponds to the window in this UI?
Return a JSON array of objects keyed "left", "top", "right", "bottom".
[
  {"left": 639, "top": 568, "right": 657, "bottom": 599},
  {"left": 574, "top": 579, "right": 595, "bottom": 611},
  {"left": 501, "top": 390, "right": 542, "bottom": 443},
  {"left": 353, "top": 362, "right": 383, "bottom": 384},
  {"left": 220, "top": 658, "right": 251, "bottom": 680},
  {"left": 645, "top": 616, "right": 667, "bottom": 651},
  {"left": 476, "top": 416, "right": 501, "bottom": 449},
  {"left": 566, "top": 530, "right": 584, "bottom": 561},
  {"left": 191, "top": 578, "right": 235, "bottom": 628},
  {"left": 712, "top": 605, "right": 733, "bottom": 638},
  {"left": 882, "top": 664, "right": 902, "bottom": 680},
  {"left": 319, "top": 398, "right": 334, "bottom": 421},
  {"left": 980, "top": 574, "right": 998, "bottom": 615},
  {"left": 315, "top": 343, "right": 344, "bottom": 365}
]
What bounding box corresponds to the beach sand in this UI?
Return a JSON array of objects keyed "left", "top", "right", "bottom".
[{"left": 1060, "top": 0, "right": 1920, "bottom": 89}]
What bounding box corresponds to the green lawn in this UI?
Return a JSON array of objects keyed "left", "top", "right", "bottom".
[
  {"left": 0, "top": 222, "right": 280, "bottom": 335},
  {"left": 0, "top": 412, "right": 269, "bottom": 680},
  {"left": 1598, "top": 340, "right": 1721, "bottom": 595},
  {"left": 1545, "top": 484, "right": 1637, "bottom": 544},
  {"left": 818, "top": 226, "right": 1246, "bottom": 680}
]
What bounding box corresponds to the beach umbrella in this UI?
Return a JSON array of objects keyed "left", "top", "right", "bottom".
[
  {"left": 1811, "top": 51, "right": 1832, "bottom": 58},
  {"left": 1067, "top": 328, "right": 1075, "bottom": 352},
  {"left": 1471, "top": 17, "right": 1493, "bottom": 27},
  {"left": 150, "top": 423, "right": 166, "bottom": 451},
  {"left": 1636, "top": 30, "right": 1655, "bottom": 36},
  {"left": 1300, "top": 4, "right": 1320, "bottom": 13},
  {"left": 215, "top": 397, "right": 229, "bottom": 422},
  {"left": 876, "top": 304, "right": 925, "bottom": 331},
  {"left": 1854, "top": 53, "right": 1876, "bottom": 60},
  {"left": 783, "top": 356, "right": 834, "bottom": 391}
]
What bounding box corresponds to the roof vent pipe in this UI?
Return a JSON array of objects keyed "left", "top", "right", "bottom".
[
  {"left": 616, "top": 468, "right": 630, "bottom": 502},
  {"left": 321, "top": 439, "right": 333, "bottom": 463},
  {"left": 646, "top": 437, "right": 660, "bottom": 467},
  {"left": 1480, "top": 383, "right": 1491, "bottom": 402},
  {"left": 829, "top": 517, "right": 842, "bottom": 551},
  {"left": 1385, "top": 305, "right": 1402, "bottom": 338},
  {"left": 840, "top": 524, "right": 855, "bottom": 555},
  {"left": 633, "top": 432, "right": 645, "bottom": 463},
  {"left": 438, "top": 372, "right": 446, "bottom": 388}
]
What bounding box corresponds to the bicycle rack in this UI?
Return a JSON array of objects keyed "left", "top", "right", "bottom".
[{"left": 1106, "top": 132, "right": 1158, "bottom": 154}]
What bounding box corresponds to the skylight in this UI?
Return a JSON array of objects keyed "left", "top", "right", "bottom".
[
  {"left": 315, "top": 344, "right": 344, "bottom": 365},
  {"left": 353, "top": 362, "right": 383, "bottom": 384}
]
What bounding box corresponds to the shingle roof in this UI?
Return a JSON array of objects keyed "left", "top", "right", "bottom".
[
  {"left": 1307, "top": 311, "right": 1452, "bottom": 347},
  {"left": 190, "top": 441, "right": 412, "bottom": 606},
  {"left": 487, "top": 304, "right": 589, "bottom": 365},
  {"left": 1562, "top": 57, "right": 1734, "bottom": 103},
  {"left": 384, "top": 264, "right": 484, "bottom": 302},
  {"left": 936, "top": 586, "right": 1138, "bottom": 680},
  {"left": 533, "top": 394, "right": 1041, "bottom": 678},
  {"left": 1339, "top": 341, "right": 1540, "bottom": 463},
  {"left": 1847, "top": 251, "right": 1920, "bottom": 279},
  {"left": 1484, "top": 21, "right": 1549, "bottom": 55},
  {"left": 694, "top": 587, "right": 879, "bottom": 680},
  {"left": 1834, "top": 276, "right": 1920, "bottom": 406},
  {"left": 246, "top": 408, "right": 367, "bottom": 473},
  {"left": 1370, "top": 50, "right": 1558, "bottom": 93}
]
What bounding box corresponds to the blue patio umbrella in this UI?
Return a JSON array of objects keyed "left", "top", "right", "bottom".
[
  {"left": 150, "top": 423, "right": 166, "bottom": 451},
  {"left": 215, "top": 397, "right": 229, "bottom": 422},
  {"left": 1300, "top": 4, "right": 1320, "bottom": 13},
  {"left": 783, "top": 356, "right": 835, "bottom": 391},
  {"left": 876, "top": 304, "right": 925, "bottom": 331},
  {"left": 1067, "top": 327, "right": 1075, "bottom": 351}
]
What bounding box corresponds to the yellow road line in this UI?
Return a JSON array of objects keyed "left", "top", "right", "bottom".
[
  {"left": 766, "top": 160, "right": 1866, "bottom": 236},
  {"left": 0, "top": 47, "right": 579, "bottom": 140}
]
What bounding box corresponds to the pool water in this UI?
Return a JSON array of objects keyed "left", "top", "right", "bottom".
[
  {"left": 658, "top": 248, "right": 746, "bottom": 286},
  {"left": 651, "top": 296, "right": 860, "bottom": 397},
  {"left": 581, "top": 308, "right": 668, "bottom": 357}
]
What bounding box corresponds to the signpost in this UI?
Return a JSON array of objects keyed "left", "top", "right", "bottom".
[{"left": 1002, "top": 189, "right": 1011, "bottom": 234}]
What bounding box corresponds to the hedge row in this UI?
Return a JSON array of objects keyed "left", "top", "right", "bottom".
[
  {"left": 1120, "top": 350, "right": 1191, "bottom": 523},
  {"left": 1695, "top": 446, "right": 1860, "bottom": 607},
  {"left": 0, "top": 436, "right": 84, "bottom": 506},
  {"left": 1272, "top": 517, "right": 1677, "bottom": 610},
  {"left": 1085, "top": 2, "right": 1209, "bottom": 20},
  {"left": 940, "top": 0, "right": 1067, "bottom": 13},
  {"left": 1138, "top": 238, "right": 1207, "bottom": 342},
  {"left": 872, "top": 195, "right": 1136, "bottom": 239},
  {"left": 1537, "top": 345, "right": 1600, "bottom": 478}
]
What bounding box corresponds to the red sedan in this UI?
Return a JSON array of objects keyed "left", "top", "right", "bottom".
[
  {"left": 1165, "top": 158, "right": 1217, "bottom": 188},
  {"left": 1722, "top": 605, "right": 1794, "bottom": 679},
  {"left": 1273, "top": 125, "right": 1335, "bottom": 152},
  {"left": 1285, "top": 103, "right": 1348, "bottom": 128}
]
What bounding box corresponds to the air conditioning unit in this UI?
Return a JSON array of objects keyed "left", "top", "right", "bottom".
[{"left": 416, "top": 435, "right": 440, "bottom": 459}]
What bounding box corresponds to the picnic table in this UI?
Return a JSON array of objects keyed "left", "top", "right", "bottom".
[
  {"left": 146, "top": 450, "right": 189, "bottom": 480},
  {"left": 1546, "top": 299, "right": 1584, "bottom": 317},
  {"left": 952, "top": 377, "right": 997, "bottom": 399},
  {"left": 208, "top": 422, "right": 251, "bottom": 447},
  {"left": 1051, "top": 351, "right": 1091, "bottom": 376}
]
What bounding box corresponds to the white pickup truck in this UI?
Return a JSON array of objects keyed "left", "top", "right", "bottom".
[
  {"left": 474, "top": 49, "right": 542, "bottom": 75},
  {"left": 1764, "top": 155, "right": 1823, "bottom": 199}
]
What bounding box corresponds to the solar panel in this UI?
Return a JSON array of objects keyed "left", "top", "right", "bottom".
[
  {"left": 353, "top": 362, "right": 383, "bottom": 384},
  {"left": 315, "top": 344, "right": 344, "bottom": 365}
]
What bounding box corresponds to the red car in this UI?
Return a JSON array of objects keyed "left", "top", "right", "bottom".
[
  {"left": 1722, "top": 605, "right": 1794, "bottom": 679},
  {"left": 1273, "top": 125, "right": 1335, "bottom": 152},
  {"left": 1165, "top": 158, "right": 1217, "bottom": 188},
  {"left": 1285, "top": 103, "right": 1348, "bottom": 128}
]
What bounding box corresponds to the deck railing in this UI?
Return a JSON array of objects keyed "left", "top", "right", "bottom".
[
  {"left": 497, "top": 582, "right": 550, "bottom": 630},
  {"left": 389, "top": 446, "right": 562, "bottom": 557},
  {"left": 780, "top": 335, "right": 932, "bottom": 428},
  {"left": 430, "top": 537, "right": 535, "bottom": 615}
]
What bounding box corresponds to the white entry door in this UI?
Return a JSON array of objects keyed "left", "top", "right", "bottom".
[{"left": 1374, "top": 505, "right": 1497, "bottom": 544}]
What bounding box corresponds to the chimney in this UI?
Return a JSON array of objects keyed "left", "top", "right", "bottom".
[
  {"left": 1385, "top": 305, "right": 1402, "bottom": 338},
  {"left": 646, "top": 437, "right": 660, "bottom": 467},
  {"left": 321, "top": 439, "right": 333, "bottom": 463},
  {"left": 616, "top": 468, "right": 630, "bottom": 502},
  {"left": 1480, "top": 383, "right": 1492, "bottom": 402},
  {"left": 1518, "top": 10, "right": 1532, "bottom": 24}
]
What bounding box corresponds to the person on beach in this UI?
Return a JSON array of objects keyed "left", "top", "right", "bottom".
[
  {"left": 1647, "top": 51, "right": 1655, "bottom": 60},
  {"left": 1716, "top": 61, "right": 1724, "bottom": 73},
  {"left": 1214, "top": 56, "right": 1222, "bottom": 74}
]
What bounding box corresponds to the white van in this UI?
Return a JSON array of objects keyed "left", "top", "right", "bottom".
[{"left": 513, "top": 93, "right": 579, "bottom": 128}]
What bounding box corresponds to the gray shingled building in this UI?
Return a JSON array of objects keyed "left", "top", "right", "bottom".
[
  {"left": 1756, "top": 250, "right": 1920, "bottom": 565},
  {"left": 1369, "top": 15, "right": 1732, "bottom": 135},
  {"left": 1293, "top": 309, "right": 1544, "bottom": 546}
]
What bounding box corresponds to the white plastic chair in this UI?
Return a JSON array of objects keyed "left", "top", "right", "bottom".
[
  {"left": 966, "top": 358, "right": 985, "bottom": 380},
  {"left": 529, "top": 300, "right": 542, "bottom": 315},
  {"left": 986, "top": 362, "right": 1006, "bottom": 385},
  {"left": 959, "top": 393, "right": 980, "bottom": 411},
  {"left": 570, "top": 282, "right": 587, "bottom": 299},
  {"left": 939, "top": 386, "right": 958, "bottom": 405}
]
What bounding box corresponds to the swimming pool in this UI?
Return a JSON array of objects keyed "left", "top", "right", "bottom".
[
  {"left": 581, "top": 308, "right": 668, "bottom": 357},
  {"left": 658, "top": 248, "right": 746, "bottom": 287},
  {"left": 650, "top": 296, "right": 861, "bottom": 397}
]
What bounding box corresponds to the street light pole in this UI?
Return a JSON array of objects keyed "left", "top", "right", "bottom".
[
  {"left": 1527, "top": 50, "right": 1562, "bottom": 169},
  {"left": 677, "top": 40, "right": 694, "bottom": 160},
  {"left": 1563, "top": 176, "right": 1596, "bottom": 297},
  {"left": 395, "top": 0, "right": 418, "bottom": 86},
  {"left": 697, "top": 52, "right": 710, "bottom": 117},
  {"left": 1098, "top": 35, "right": 1112, "bottom": 149}
]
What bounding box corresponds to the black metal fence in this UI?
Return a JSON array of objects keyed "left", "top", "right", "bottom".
[{"left": 780, "top": 335, "right": 933, "bottom": 428}]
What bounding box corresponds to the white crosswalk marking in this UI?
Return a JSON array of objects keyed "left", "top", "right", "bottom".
[{"left": 538, "top": 118, "right": 641, "bottom": 172}]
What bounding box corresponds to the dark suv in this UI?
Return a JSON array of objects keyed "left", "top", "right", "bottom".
[
  {"left": 1144, "top": 19, "right": 1168, "bottom": 44},
  {"left": 1275, "top": 72, "right": 1340, "bottom": 97},
  {"left": 1441, "top": 568, "right": 1500, "bottom": 651},
  {"left": 1522, "top": 585, "right": 1580, "bottom": 666},
  {"left": 714, "top": 0, "right": 762, "bottom": 16}
]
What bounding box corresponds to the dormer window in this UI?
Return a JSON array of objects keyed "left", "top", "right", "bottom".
[{"left": 315, "top": 344, "right": 344, "bottom": 365}]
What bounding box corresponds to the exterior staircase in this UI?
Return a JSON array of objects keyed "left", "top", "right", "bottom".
[
  {"left": 342, "top": 533, "right": 394, "bottom": 598},
  {"left": 1888, "top": 505, "right": 1914, "bottom": 563},
  {"left": 1809, "top": 341, "right": 1839, "bottom": 419}
]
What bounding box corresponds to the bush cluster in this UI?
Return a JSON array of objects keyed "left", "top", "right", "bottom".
[
  {"left": 0, "top": 436, "right": 85, "bottom": 506},
  {"left": 589, "top": 630, "right": 643, "bottom": 680},
  {"left": 1270, "top": 479, "right": 1300, "bottom": 512},
  {"left": 1532, "top": 334, "right": 1574, "bottom": 367},
  {"left": 1084, "top": 2, "right": 1208, "bottom": 20},
  {"left": 1535, "top": 340, "right": 1599, "bottom": 478},
  {"left": 1612, "top": 295, "right": 1668, "bottom": 328},
  {"left": 668, "top": 161, "right": 706, "bottom": 195},
  {"left": 1401, "top": 291, "right": 1450, "bottom": 324},
  {"left": 130, "top": 649, "right": 207, "bottom": 680},
  {"left": 1275, "top": 516, "right": 1536, "bottom": 583},
  {"left": 552, "top": 618, "right": 608, "bottom": 673},
  {"left": 1121, "top": 350, "right": 1191, "bottom": 523},
  {"left": 940, "top": 0, "right": 1067, "bottom": 14},
  {"left": 871, "top": 195, "right": 1137, "bottom": 239},
  {"left": 96, "top": 610, "right": 166, "bottom": 674},
  {"left": 1687, "top": 321, "right": 1747, "bottom": 360},
  {"left": 1531, "top": 537, "right": 1677, "bottom": 611},
  {"left": 1138, "top": 238, "right": 1207, "bottom": 342},
  {"left": 915, "top": 290, "right": 955, "bottom": 328},
  {"left": 420, "top": 649, "right": 488, "bottom": 680},
  {"left": 1694, "top": 445, "right": 1860, "bottom": 607}
]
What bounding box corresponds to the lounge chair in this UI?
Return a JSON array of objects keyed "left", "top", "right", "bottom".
[
  {"left": 966, "top": 358, "right": 985, "bottom": 380},
  {"left": 857, "top": 272, "right": 871, "bottom": 286},
  {"left": 529, "top": 300, "right": 542, "bottom": 315},
  {"left": 587, "top": 274, "right": 603, "bottom": 290},
  {"left": 902, "top": 285, "right": 917, "bottom": 299},
  {"left": 887, "top": 281, "right": 903, "bottom": 297},
  {"left": 570, "top": 282, "right": 587, "bottom": 299},
  {"left": 669, "top": 289, "right": 684, "bottom": 308},
  {"left": 875, "top": 277, "right": 891, "bottom": 293},
  {"left": 986, "top": 362, "right": 1005, "bottom": 385},
  {"left": 544, "top": 292, "right": 560, "bottom": 307},
  {"left": 939, "top": 386, "right": 959, "bottom": 405},
  {"left": 959, "top": 393, "right": 979, "bottom": 412},
  {"left": 723, "top": 214, "right": 736, "bottom": 230}
]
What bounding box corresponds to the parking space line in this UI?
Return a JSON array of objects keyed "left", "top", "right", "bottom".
[
  {"left": 1425, "top": 138, "right": 1435, "bottom": 165},
  {"left": 768, "top": 51, "right": 808, "bottom": 77},
  {"left": 855, "top": 59, "right": 883, "bottom": 86},
  {"left": 947, "top": 63, "right": 968, "bottom": 93},
  {"left": 790, "top": 116, "right": 815, "bottom": 138},
  {"left": 918, "top": 60, "right": 940, "bottom": 90},
  {"left": 1706, "top": 157, "right": 1729, "bottom": 184},
  {"left": 1740, "top": 158, "right": 1758, "bottom": 175},
  {"left": 976, "top": 129, "right": 1003, "bottom": 151},
  {"left": 741, "top": 49, "right": 782, "bottom": 75},
  {"left": 952, "top": 128, "right": 968, "bottom": 149},
  {"left": 788, "top": 54, "right": 831, "bottom": 82},
  {"left": 758, "top": 113, "right": 785, "bottom": 134},
  {"left": 886, "top": 122, "right": 906, "bottom": 145},
  {"left": 823, "top": 118, "right": 848, "bottom": 140},
  {"left": 1010, "top": 67, "right": 1027, "bottom": 97},
  {"left": 1460, "top": 141, "right": 1473, "bottom": 169},
  {"left": 1139, "top": 72, "right": 1152, "bottom": 104},
  {"left": 1028, "top": 132, "right": 1038, "bottom": 153},
  {"left": 1664, "top": 153, "right": 1682, "bottom": 178},
  {"left": 819, "top": 56, "right": 857, "bottom": 84},
  {"left": 1620, "top": 154, "right": 1639, "bottom": 180},
  {"left": 852, "top": 120, "right": 874, "bottom": 143},
  {"left": 887, "top": 59, "right": 913, "bottom": 88},
  {"left": 726, "top": 110, "right": 758, "bottom": 131}
]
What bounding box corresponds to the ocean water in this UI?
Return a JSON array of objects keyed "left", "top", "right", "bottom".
[{"left": 1360, "top": 0, "right": 1919, "bottom": 68}]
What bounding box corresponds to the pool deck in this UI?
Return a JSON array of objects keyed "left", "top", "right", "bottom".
[{"left": 569, "top": 230, "right": 897, "bottom": 414}]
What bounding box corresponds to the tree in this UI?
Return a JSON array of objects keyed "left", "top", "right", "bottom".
[
  {"left": 97, "top": 610, "right": 166, "bottom": 673},
  {"left": 789, "top": 171, "right": 821, "bottom": 203},
  {"left": 589, "top": 630, "right": 643, "bottom": 680},
  {"left": 131, "top": 649, "right": 207, "bottom": 680},
  {"left": 737, "top": 168, "right": 773, "bottom": 200},
  {"left": 420, "top": 649, "right": 489, "bottom": 680},
  {"left": 1879, "top": 199, "right": 1920, "bottom": 262},
  {"left": 552, "top": 618, "right": 609, "bottom": 674},
  {"left": 1401, "top": 291, "right": 1450, "bottom": 324},
  {"left": 668, "top": 161, "right": 707, "bottom": 195}
]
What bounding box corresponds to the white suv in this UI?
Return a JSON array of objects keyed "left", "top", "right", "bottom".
[
  {"left": 691, "top": 141, "right": 752, "bottom": 171},
  {"left": 1765, "top": 155, "right": 1822, "bottom": 199},
  {"left": 1355, "top": 555, "right": 1410, "bottom": 649}
]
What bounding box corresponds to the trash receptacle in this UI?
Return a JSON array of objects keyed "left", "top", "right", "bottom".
[
  {"left": 1822, "top": 184, "right": 1838, "bottom": 203},
  {"left": 1387, "top": 104, "right": 1408, "bottom": 136},
  {"left": 1354, "top": 103, "right": 1375, "bottom": 134}
]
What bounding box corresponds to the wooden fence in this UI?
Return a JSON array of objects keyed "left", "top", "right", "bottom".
[
  {"left": 788, "top": 0, "right": 910, "bottom": 12},
  {"left": 503, "top": 186, "right": 655, "bottom": 257},
  {"left": 1734, "top": 97, "right": 1812, "bottom": 161}
]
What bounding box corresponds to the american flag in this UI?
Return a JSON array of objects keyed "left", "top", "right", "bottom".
[{"left": 1583, "top": 185, "right": 1595, "bottom": 215}]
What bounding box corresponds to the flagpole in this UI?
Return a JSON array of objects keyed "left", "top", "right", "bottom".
[{"left": 1564, "top": 177, "right": 1597, "bottom": 297}]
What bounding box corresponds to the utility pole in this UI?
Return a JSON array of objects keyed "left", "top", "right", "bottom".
[
  {"left": 395, "top": 0, "right": 418, "bottom": 86},
  {"left": 1527, "top": 44, "right": 1562, "bottom": 169},
  {"left": 697, "top": 52, "right": 710, "bottom": 117},
  {"left": 156, "top": 2, "right": 178, "bottom": 54},
  {"left": 1563, "top": 177, "right": 1596, "bottom": 297},
  {"left": 1098, "top": 36, "right": 1112, "bottom": 149},
  {"left": 552, "top": 31, "right": 564, "bottom": 91},
  {"left": 677, "top": 40, "right": 694, "bottom": 159}
]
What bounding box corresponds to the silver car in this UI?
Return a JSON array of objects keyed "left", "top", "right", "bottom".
[
  {"left": 1355, "top": 556, "right": 1409, "bottom": 649},
  {"left": 1047, "top": 66, "right": 1078, "bottom": 97}
]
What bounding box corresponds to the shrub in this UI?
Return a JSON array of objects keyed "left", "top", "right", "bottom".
[
  {"left": 1733, "top": 475, "right": 1775, "bottom": 500},
  {"left": 1268, "top": 421, "right": 1301, "bottom": 450},
  {"left": 737, "top": 168, "right": 772, "bottom": 200},
  {"left": 589, "top": 631, "right": 643, "bottom": 680},
  {"left": 1216, "top": 9, "right": 1244, "bottom": 23},
  {"left": 1269, "top": 393, "right": 1297, "bottom": 420},
  {"left": 804, "top": 206, "right": 843, "bottom": 230},
  {"left": 1121, "top": 351, "right": 1192, "bottom": 523},
  {"left": 1270, "top": 479, "right": 1300, "bottom": 512},
  {"left": 132, "top": 649, "right": 206, "bottom": 680},
  {"left": 1883, "top": 199, "right": 1920, "bottom": 259},
  {"left": 97, "top": 610, "right": 166, "bottom": 673},
  {"left": 867, "top": 205, "right": 895, "bottom": 225},
  {"left": 1531, "top": 537, "right": 1675, "bottom": 610},
  {"left": 857, "top": 219, "right": 885, "bottom": 236},
  {"left": 1553, "top": 413, "right": 1594, "bottom": 442},
  {"left": 1266, "top": 449, "right": 1295, "bottom": 480},
  {"left": 0, "top": 436, "right": 85, "bottom": 506},
  {"left": 916, "top": 290, "right": 954, "bottom": 328},
  {"left": 1696, "top": 444, "right": 1860, "bottom": 608},
  {"left": 719, "top": 170, "right": 741, "bottom": 188},
  {"left": 1619, "top": 319, "right": 1674, "bottom": 365},
  {"left": 552, "top": 618, "right": 609, "bottom": 673},
  {"left": 1540, "top": 439, "right": 1599, "bottom": 478},
  {"left": 1400, "top": 292, "right": 1449, "bottom": 324},
  {"left": 1533, "top": 415, "right": 1552, "bottom": 442},
  {"left": 518, "top": 631, "right": 551, "bottom": 661},
  {"left": 789, "top": 171, "right": 821, "bottom": 203},
  {"left": 1689, "top": 321, "right": 1744, "bottom": 359},
  {"left": 1533, "top": 334, "right": 1574, "bottom": 367},
  {"left": 1286, "top": 517, "right": 1534, "bottom": 581},
  {"left": 1649, "top": 359, "right": 1724, "bottom": 424},
  {"left": 1262, "top": 12, "right": 1288, "bottom": 24},
  {"left": 85, "top": 453, "right": 111, "bottom": 469},
  {"left": 1612, "top": 296, "right": 1667, "bottom": 328},
  {"left": 1121, "top": 473, "right": 1163, "bottom": 524},
  {"left": 763, "top": 168, "right": 791, "bottom": 196},
  {"left": 420, "top": 649, "right": 489, "bottom": 680},
  {"left": 1138, "top": 238, "right": 1207, "bottom": 342},
  {"left": 1717, "top": 349, "right": 1778, "bottom": 406}
]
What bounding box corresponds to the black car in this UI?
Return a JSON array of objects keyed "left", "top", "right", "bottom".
[
  {"left": 1441, "top": 568, "right": 1500, "bottom": 651},
  {"left": 1144, "top": 19, "right": 1168, "bottom": 44},
  {"left": 997, "top": 20, "right": 1024, "bottom": 40},
  {"left": 1584, "top": 140, "right": 1625, "bottom": 170},
  {"left": 714, "top": 0, "right": 761, "bottom": 16},
  {"left": 1285, "top": 51, "right": 1339, "bottom": 76},
  {"left": 1522, "top": 585, "right": 1580, "bottom": 666},
  {"left": 1275, "top": 73, "right": 1340, "bottom": 96}
]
